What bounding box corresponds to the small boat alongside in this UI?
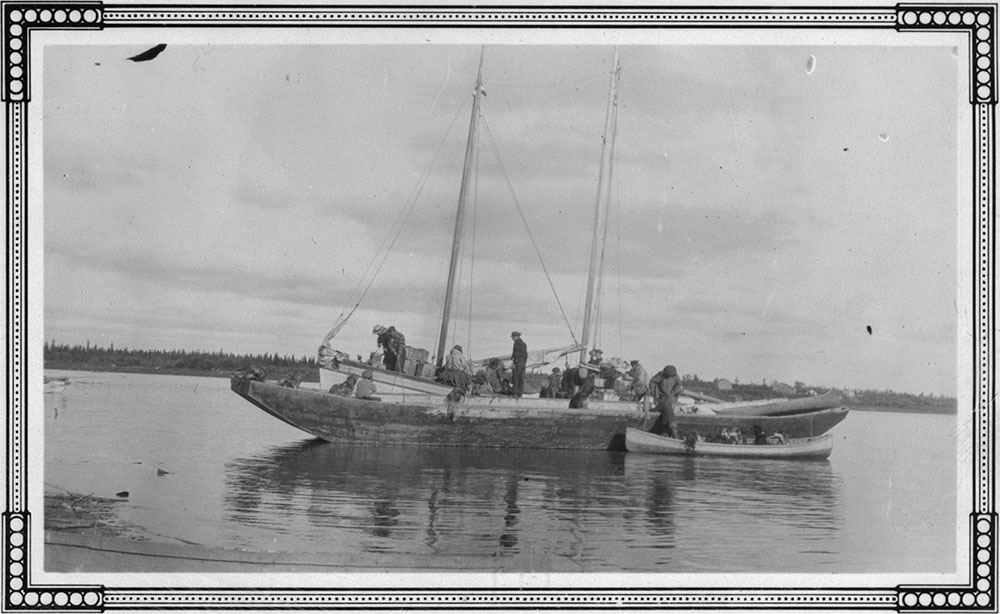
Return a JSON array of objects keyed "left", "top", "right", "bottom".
[{"left": 625, "top": 427, "right": 833, "bottom": 460}]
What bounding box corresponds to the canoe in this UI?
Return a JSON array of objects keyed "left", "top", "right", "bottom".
[
  {"left": 625, "top": 427, "right": 833, "bottom": 460},
  {"left": 232, "top": 376, "right": 849, "bottom": 451},
  {"left": 707, "top": 390, "right": 843, "bottom": 417}
]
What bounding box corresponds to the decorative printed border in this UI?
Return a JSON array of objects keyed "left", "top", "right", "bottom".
[{"left": 2, "top": 3, "right": 994, "bottom": 610}]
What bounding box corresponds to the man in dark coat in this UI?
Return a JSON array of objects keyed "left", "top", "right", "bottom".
[
  {"left": 649, "top": 364, "right": 684, "bottom": 437},
  {"left": 373, "top": 324, "right": 407, "bottom": 372},
  {"left": 510, "top": 331, "right": 528, "bottom": 398}
]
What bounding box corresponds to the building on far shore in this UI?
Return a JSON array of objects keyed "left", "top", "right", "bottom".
[{"left": 771, "top": 382, "right": 795, "bottom": 395}]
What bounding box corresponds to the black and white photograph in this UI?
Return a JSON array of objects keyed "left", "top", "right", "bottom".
[{"left": 5, "top": 1, "right": 993, "bottom": 610}]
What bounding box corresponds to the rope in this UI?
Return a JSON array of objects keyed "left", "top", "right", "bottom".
[
  {"left": 593, "top": 64, "right": 621, "bottom": 355},
  {"left": 323, "top": 107, "right": 465, "bottom": 344},
  {"left": 480, "top": 116, "right": 580, "bottom": 346},
  {"left": 466, "top": 121, "right": 482, "bottom": 357}
]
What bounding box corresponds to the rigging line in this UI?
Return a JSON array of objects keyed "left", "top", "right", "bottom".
[
  {"left": 479, "top": 115, "right": 580, "bottom": 346},
  {"left": 340, "top": 106, "right": 465, "bottom": 323},
  {"left": 450, "top": 113, "right": 482, "bottom": 356},
  {"left": 466, "top": 116, "right": 483, "bottom": 357},
  {"left": 614, "top": 126, "right": 625, "bottom": 359},
  {"left": 594, "top": 79, "right": 620, "bottom": 354}
]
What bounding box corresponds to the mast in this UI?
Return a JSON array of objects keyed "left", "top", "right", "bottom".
[
  {"left": 579, "top": 48, "right": 621, "bottom": 364},
  {"left": 436, "top": 48, "right": 485, "bottom": 367}
]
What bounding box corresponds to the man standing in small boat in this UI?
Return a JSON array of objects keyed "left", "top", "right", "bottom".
[
  {"left": 510, "top": 331, "right": 528, "bottom": 398},
  {"left": 649, "top": 365, "right": 684, "bottom": 437}
]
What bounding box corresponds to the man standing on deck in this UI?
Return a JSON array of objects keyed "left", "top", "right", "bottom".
[
  {"left": 510, "top": 331, "right": 528, "bottom": 398},
  {"left": 628, "top": 359, "right": 650, "bottom": 409},
  {"left": 649, "top": 364, "right": 683, "bottom": 437},
  {"left": 373, "top": 324, "right": 407, "bottom": 372}
]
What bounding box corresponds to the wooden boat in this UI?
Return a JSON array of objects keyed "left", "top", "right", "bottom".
[
  {"left": 232, "top": 377, "right": 642, "bottom": 450},
  {"left": 707, "top": 390, "right": 843, "bottom": 417},
  {"left": 231, "top": 377, "right": 848, "bottom": 450},
  {"left": 231, "top": 50, "right": 850, "bottom": 450},
  {"left": 625, "top": 427, "right": 833, "bottom": 460}
]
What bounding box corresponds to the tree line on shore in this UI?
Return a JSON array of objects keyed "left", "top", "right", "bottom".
[
  {"left": 43, "top": 341, "right": 956, "bottom": 412},
  {"left": 44, "top": 341, "right": 318, "bottom": 381}
]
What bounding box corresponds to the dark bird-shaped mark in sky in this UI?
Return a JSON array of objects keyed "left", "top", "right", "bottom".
[
  {"left": 128, "top": 43, "right": 167, "bottom": 63},
  {"left": 866, "top": 325, "right": 873, "bottom": 335}
]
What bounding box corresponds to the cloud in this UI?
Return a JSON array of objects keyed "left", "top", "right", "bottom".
[{"left": 39, "top": 43, "right": 961, "bottom": 395}]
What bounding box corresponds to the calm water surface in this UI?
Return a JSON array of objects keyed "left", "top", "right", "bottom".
[{"left": 44, "top": 370, "right": 956, "bottom": 572}]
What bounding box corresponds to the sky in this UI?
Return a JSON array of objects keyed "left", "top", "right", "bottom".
[{"left": 40, "top": 38, "right": 962, "bottom": 396}]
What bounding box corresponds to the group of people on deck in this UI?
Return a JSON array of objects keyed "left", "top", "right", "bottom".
[
  {"left": 546, "top": 350, "right": 685, "bottom": 438},
  {"left": 328, "top": 324, "right": 687, "bottom": 437}
]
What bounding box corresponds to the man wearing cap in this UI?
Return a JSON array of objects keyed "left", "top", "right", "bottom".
[
  {"left": 649, "top": 364, "right": 684, "bottom": 437},
  {"left": 510, "top": 331, "right": 528, "bottom": 398},
  {"left": 373, "top": 324, "right": 406, "bottom": 372}
]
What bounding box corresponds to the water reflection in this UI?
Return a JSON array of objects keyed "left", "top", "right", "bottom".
[
  {"left": 624, "top": 453, "right": 842, "bottom": 539},
  {"left": 222, "top": 440, "right": 842, "bottom": 567},
  {"left": 224, "top": 441, "right": 628, "bottom": 556}
]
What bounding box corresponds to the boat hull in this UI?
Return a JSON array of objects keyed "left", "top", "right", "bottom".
[
  {"left": 625, "top": 427, "right": 833, "bottom": 460},
  {"left": 675, "top": 405, "right": 848, "bottom": 439},
  {"left": 232, "top": 377, "right": 849, "bottom": 450},
  {"left": 709, "top": 390, "right": 843, "bottom": 417},
  {"left": 233, "top": 377, "right": 645, "bottom": 450}
]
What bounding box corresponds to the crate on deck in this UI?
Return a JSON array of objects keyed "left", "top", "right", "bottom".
[
  {"left": 402, "top": 359, "right": 437, "bottom": 379},
  {"left": 406, "top": 346, "right": 430, "bottom": 364},
  {"left": 402, "top": 359, "right": 419, "bottom": 377}
]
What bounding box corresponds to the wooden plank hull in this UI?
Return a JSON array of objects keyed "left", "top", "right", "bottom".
[
  {"left": 232, "top": 377, "right": 850, "bottom": 450},
  {"left": 708, "top": 390, "right": 843, "bottom": 417},
  {"left": 625, "top": 428, "right": 833, "bottom": 460},
  {"left": 233, "top": 377, "right": 643, "bottom": 450}
]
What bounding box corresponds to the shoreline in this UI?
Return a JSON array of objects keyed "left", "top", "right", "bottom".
[{"left": 44, "top": 365, "right": 957, "bottom": 415}]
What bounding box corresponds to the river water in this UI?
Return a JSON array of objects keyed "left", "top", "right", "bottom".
[{"left": 43, "top": 370, "right": 958, "bottom": 573}]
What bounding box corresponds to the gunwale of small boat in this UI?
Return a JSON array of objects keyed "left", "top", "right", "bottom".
[{"left": 624, "top": 427, "right": 833, "bottom": 459}]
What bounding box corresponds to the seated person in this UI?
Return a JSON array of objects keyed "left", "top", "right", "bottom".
[
  {"left": 752, "top": 425, "right": 768, "bottom": 445},
  {"left": 355, "top": 370, "right": 380, "bottom": 401}
]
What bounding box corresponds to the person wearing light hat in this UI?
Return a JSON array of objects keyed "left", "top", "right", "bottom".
[
  {"left": 355, "top": 369, "right": 380, "bottom": 401},
  {"left": 648, "top": 364, "right": 683, "bottom": 437},
  {"left": 372, "top": 324, "right": 406, "bottom": 372},
  {"left": 510, "top": 331, "right": 528, "bottom": 398}
]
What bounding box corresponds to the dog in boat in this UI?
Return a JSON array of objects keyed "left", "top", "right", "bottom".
[{"left": 328, "top": 374, "right": 359, "bottom": 397}]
